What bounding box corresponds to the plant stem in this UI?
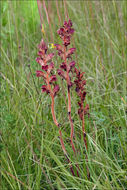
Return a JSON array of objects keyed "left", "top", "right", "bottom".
[
  {"left": 63, "top": 46, "right": 80, "bottom": 177},
  {"left": 46, "top": 73, "right": 75, "bottom": 176},
  {"left": 82, "top": 111, "right": 87, "bottom": 150},
  {"left": 64, "top": 46, "right": 76, "bottom": 155}
]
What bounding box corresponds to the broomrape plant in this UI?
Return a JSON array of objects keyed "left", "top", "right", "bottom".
[{"left": 36, "top": 19, "right": 89, "bottom": 177}]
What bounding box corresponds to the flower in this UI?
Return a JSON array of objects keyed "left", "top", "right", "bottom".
[
  {"left": 54, "top": 44, "right": 64, "bottom": 52},
  {"left": 57, "top": 69, "right": 66, "bottom": 79},
  {"left": 57, "top": 19, "right": 75, "bottom": 46},
  {"left": 49, "top": 75, "right": 57, "bottom": 83},
  {"left": 36, "top": 70, "right": 45, "bottom": 77},
  {"left": 45, "top": 53, "right": 54, "bottom": 63},
  {"left": 60, "top": 62, "right": 67, "bottom": 71},
  {"left": 38, "top": 39, "right": 48, "bottom": 54},
  {"left": 41, "top": 85, "right": 49, "bottom": 94},
  {"left": 84, "top": 104, "right": 89, "bottom": 115},
  {"left": 56, "top": 19, "right": 76, "bottom": 91},
  {"left": 69, "top": 61, "right": 76, "bottom": 70},
  {"left": 47, "top": 62, "right": 54, "bottom": 74},
  {"left": 53, "top": 85, "right": 60, "bottom": 97},
  {"left": 36, "top": 57, "right": 45, "bottom": 66},
  {"left": 74, "top": 67, "right": 89, "bottom": 120},
  {"left": 36, "top": 39, "right": 59, "bottom": 97},
  {"left": 66, "top": 48, "right": 76, "bottom": 58},
  {"left": 42, "top": 65, "right": 48, "bottom": 71},
  {"left": 48, "top": 43, "right": 55, "bottom": 49}
]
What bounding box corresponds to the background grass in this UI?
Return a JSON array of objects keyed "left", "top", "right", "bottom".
[{"left": 0, "top": 0, "right": 127, "bottom": 189}]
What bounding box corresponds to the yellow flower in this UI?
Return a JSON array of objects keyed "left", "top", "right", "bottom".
[{"left": 48, "top": 43, "right": 55, "bottom": 49}]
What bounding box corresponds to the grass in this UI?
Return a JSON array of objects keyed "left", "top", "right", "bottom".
[{"left": 0, "top": 0, "right": 126, "bottom": 189}]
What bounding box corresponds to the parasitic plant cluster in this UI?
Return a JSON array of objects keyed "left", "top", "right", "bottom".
[
  {"left": 35, "top": 19, "right": 89, "bottom": 177},
  {"left": 36, "top": 38, "right": 75, "bottom": 176},
  {"left": 74, "top": 68, "right": 89, "bottom": 150},
  {"left": 55, "top": 20, "right": 77, "bottom": 156}
]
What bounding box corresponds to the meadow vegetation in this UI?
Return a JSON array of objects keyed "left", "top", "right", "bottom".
[{"left": 0, "top": 1, "right": 126, "bottom": 189}]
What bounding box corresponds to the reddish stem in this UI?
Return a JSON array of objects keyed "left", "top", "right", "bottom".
[
  {"left": 63, "top": 0, "right": 69, "bottom": 20},
  {"left": 46, "top": 73, "right": 75, "bottom": 176},
  {"left": 63, "top": 46, "right": 79, "bottom": 177},
  {"left": 64, "top": 46, "right": 76, "bottom": 154}
]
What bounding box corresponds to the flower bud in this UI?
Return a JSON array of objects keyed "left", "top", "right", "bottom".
[
  {"left": 53, "top": 85, "right": 60, "bottom": 97},
  {"left": 36, "top": 70, "right": 44, "bottom": 77},
  {"left": 45, "top": 53, "right": 54, "bottom": 63},
  {"left": 36, "top": 57, "right": 45, "bottom": 66},
  {"left": 42, "top": 65, "right": 48, "bottom": 71},
  {"left": 49, "top": 75, "right": 57, "bottom": 83},
  {"left": 41, "top": 85, "right": 49, "bottom": 94}
]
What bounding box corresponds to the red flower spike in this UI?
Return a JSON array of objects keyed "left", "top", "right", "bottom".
[
  {"left": 57, "top": 20, "right": 75, "bottom": 47},
  {"left": 36, "top": 39, "right": 58, "bottom": 96},
  {"left": 36, "top": 37, "right": 77, "bottom": 177},
  {"left": 74, "top": 67, "right": 89, "bottom": 118}
]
